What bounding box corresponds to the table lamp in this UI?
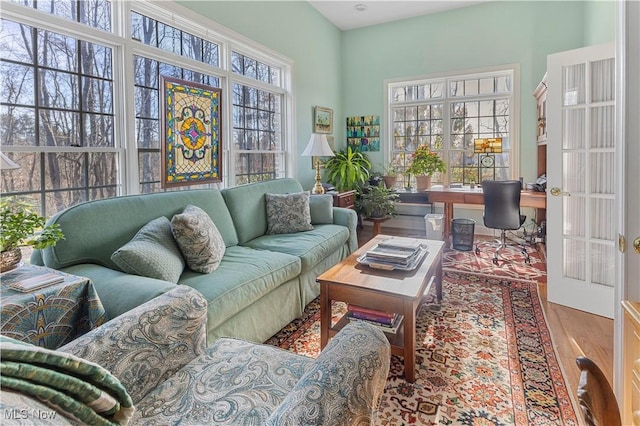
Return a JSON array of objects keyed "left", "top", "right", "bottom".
[
  {"left": 301, "top": 133, "right": 334, "bottom": 194},
  {"left": 1, "top": 152, "right": 20, "bottom": 171}
]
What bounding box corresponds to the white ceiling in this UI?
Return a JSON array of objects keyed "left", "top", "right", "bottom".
[{"left": 308, "top": 1, "right": 490, "bottom": 31}]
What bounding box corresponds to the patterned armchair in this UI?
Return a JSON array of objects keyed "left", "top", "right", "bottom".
[{"left": 1, "top": 286, "right": 391, "bottom": 425}]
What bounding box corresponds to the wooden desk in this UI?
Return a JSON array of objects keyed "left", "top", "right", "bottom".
[{"left": 425, "top": 188, "right": 547, "bottom": 241}]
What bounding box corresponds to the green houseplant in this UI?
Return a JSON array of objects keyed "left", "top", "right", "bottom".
[
  {"left": 0, "top": 197, "right": 65, "bottom": 272},
  {"left": 355, "top": 185, "right": 399, "bottom": 219},
  {"left": 381, "top": 161, "right": 398, "bottom": 189},
  {"left": 323, "top": 146, "right": 371, "bottom": 192},
  {"left": 406, "top": 145, "right": 446, "bottom": 190}
]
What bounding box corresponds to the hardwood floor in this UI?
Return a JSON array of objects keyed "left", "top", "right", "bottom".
[{"left": 357, "top": 225, "right": 614, "bottom": 402}]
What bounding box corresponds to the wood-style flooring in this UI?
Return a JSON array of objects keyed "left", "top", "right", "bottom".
[{"left": 357, "top": 226, "right": 614, "bottom": 401}]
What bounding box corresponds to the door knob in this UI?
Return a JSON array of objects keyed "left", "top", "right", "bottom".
[
  {"left": 550, "top": 187, "right": 570, "bottom": 196},
  {"left": 634, "top": 237, "right": 640, "bottom": 254}
]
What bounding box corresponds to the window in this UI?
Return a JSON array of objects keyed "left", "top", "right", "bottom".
[
  {"left": 387, "top": 68, "right": 517, "bottom": 188},
  {"left": 231, "top": 52, "right": 284, "bottom": 184},
  {"left": 1, "top": 18, "right": 117, "bottom": 216},
  {"left": 1, "top": 1, "right": 293, "bottom": 217}
]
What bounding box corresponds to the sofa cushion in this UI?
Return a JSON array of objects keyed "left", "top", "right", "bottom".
[
  {"left": 131, "top": 338, "right": 313, "bottom": 424},
  {"left": 111, "top": 216, "right": 185, "bottom": 283},
  {"left": 309, "top": 194, "right": 334, "bottom": 224},
  {"left": 178, "top": 245, "right": 301, "bottom": 331},
  {"left": 265, "top": 192, "right": 313, "bottom": 235},
  {"left": 221, "top": 178, "right": 305, "bottom": 244},
  {"left": 39, "top": 189, "right": 239, "bottom": 271},
  {"left": 59, "top": 264, "right": 176, "bottom": 320},
  {"left": 244, "top": 224, "right": 349, "bottom": 273},
  {"left": 171, "top": 205, "right": 225, "bottom": 273}
]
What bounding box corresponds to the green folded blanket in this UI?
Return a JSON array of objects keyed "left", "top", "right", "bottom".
[{"left": 0, "top": 336, "right": 134, "bottom": 425}]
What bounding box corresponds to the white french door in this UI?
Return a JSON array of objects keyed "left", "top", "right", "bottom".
[{"left": 546, "top": 42, "right": 616, "bottom": 319}]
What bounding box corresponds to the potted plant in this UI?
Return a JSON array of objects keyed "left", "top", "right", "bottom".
[
  {"left": 0, "top": 197, "right": 65, "bottom": 272},
  {"left": 355, "top": 185, "right": 399, "bottom": 219},
  {"left": 381, "top": 161, "right": 398, "bottom": 189},
  {"left": 323, "top": 146, "right": 371, "bottom": 192},
  {"left": 406, "top": 145, "right": 446, "bottom": 190}
]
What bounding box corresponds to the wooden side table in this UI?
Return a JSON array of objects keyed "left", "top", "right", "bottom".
[
  {"left": 331, "top": 190, "right": 356, "bottom": 209},
  {"left": 364, "top": 216, "right": 390, "bottom": 236},
  {"left": 1, "top": 264, "right": 106, "bottom": 349}
]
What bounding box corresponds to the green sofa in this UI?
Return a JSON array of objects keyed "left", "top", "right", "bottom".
[{"left": 31, "top": 178, "right": 358, "bottom": 344}]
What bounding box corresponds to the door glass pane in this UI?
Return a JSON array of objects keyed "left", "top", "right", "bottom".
[
  {"left": 563, "top": 239, "right": 585, "bottom": 280},
  {"left": 563, "top": 109, "right": 585, "bottom": 149},
  {"left": 590, "top": 152, "right": 614, "bottom": 194},
  {"left": 590, "top": 106, "right": 615, "bottom": 148},
  {"left": 563, "top": 196, "right": 585, "bottom": 237},
  {"left": 590, "top": 198, "right": 615, "bottom": 240},
  {"left": 562, "top": 63, "right": 585, "bottom": 106},
  {"left": 591, "top": 58, "right": 615, "bottom": 102},
  {"left": 590, "top": 243, "right": 615, "bottom": 286},
  {"left": 563, "top": 152, "right": 585, "bottom": 193}
]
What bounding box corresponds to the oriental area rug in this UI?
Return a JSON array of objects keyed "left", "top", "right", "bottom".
[{"left": 265, "top": 258, "right": 578, "bottom": 425}]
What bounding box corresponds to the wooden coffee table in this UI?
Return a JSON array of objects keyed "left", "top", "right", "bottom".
[{"left": 317, "top": 234, "right": 444, "bottom": 382}]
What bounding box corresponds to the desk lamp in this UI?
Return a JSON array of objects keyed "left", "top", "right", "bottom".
[{"left": 301, "top": 133, "right": 335, "bottom": 194}]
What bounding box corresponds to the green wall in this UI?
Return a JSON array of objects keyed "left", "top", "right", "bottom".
[
  {"left": 178, "top": 1, "right": 342, "bottom": 190},
  {"left": 340, "top": 1, "right": 615, "bottom": 181},
  {"left": 584, "top": 0, "right": 617, "bottom": 45},
  {"left": 177, "top": 1, "right": 614, "bottom": 187}
]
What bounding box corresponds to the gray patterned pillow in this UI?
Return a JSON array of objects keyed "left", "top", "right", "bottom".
[
  {"left": 111, "top": 216, "right": 185, "bottom": 283},
  {"left": 171, "top": 205, "right": 225, "bottom": 273},
  {"left": 265, "top": 192, "right": 314, "bottom": 234}
]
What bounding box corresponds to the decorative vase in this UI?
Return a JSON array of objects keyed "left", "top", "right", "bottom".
[
  {"left": 1, "top": 247, "right": 22, "bottom": 272},
  {"left": 415, "top": 175, "right": 432, "bottom": 191}
]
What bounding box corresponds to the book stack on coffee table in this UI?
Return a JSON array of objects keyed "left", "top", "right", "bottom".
[
  {"left": 357, "top": 238, "right": 428, "bottom": 271},
  {"left": 346, "top": 304, "right": 404, "bottom": 334}
]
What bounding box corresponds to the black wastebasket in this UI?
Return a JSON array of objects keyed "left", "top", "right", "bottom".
[{"left": 451, "top": 218, "right": 475, "bottom": 251}]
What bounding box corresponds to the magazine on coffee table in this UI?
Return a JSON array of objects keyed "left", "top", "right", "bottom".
[{"left": 357, "top": 245, "right": 428, "bottom": 271}]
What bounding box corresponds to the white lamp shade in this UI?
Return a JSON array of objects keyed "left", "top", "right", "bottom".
[
  {"left": 301, "top": 134, "right": 335, "bottom": 157},
  {"left": 1, "top": 152, "right": 20, "bottom": 170}
]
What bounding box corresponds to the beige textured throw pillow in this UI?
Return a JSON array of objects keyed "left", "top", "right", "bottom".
[{"left": 171, "top": 205, "right": 225, "bottom": 273}]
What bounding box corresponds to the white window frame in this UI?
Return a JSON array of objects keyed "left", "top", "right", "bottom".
[
  {"left": 384, "top": 65, "right": 520, "bottom": 188},
  {"left": 1, "top": 0, "right": 295, "bottom": 211}
]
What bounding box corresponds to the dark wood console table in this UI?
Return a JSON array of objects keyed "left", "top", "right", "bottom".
[{"left": 331, "top": 190, "right": 356, "bottom": 209}]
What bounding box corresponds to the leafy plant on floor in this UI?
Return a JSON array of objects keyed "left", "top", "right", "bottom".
[{"left": 356, "top": 185, "right": 399, "bottom": 219}]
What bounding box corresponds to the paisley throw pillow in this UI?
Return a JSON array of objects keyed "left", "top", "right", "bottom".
[
  {"left": 265, "top": 192, "right": 314, "bottom": 234},
  {"left": 171, "top": 205, "right": 225, "bottom": 273}
]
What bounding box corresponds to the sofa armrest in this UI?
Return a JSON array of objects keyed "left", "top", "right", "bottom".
[
  {"left": 266, "top": 321, "right": 390, "bottom": 426},
  {"left": 59, "top": 286, "right": 208, "bottom": 404},
  {"left": 332, "top": 207, "right": 358, "bottom": 253}
]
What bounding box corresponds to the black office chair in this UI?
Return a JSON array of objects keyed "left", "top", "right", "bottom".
[{"left": 475, "top": 180, "right": 530, "bottom": 265}]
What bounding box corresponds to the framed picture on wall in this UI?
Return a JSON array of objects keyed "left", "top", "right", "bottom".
[
  {"left": 160, "top": 76, "right": 222, "bottom": 187},
  {"left": 346, "top": 115, "right": 380, "bottom": 151},
  {"left": 314, "top": 106, "right": 333, "bottom": 134}
]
